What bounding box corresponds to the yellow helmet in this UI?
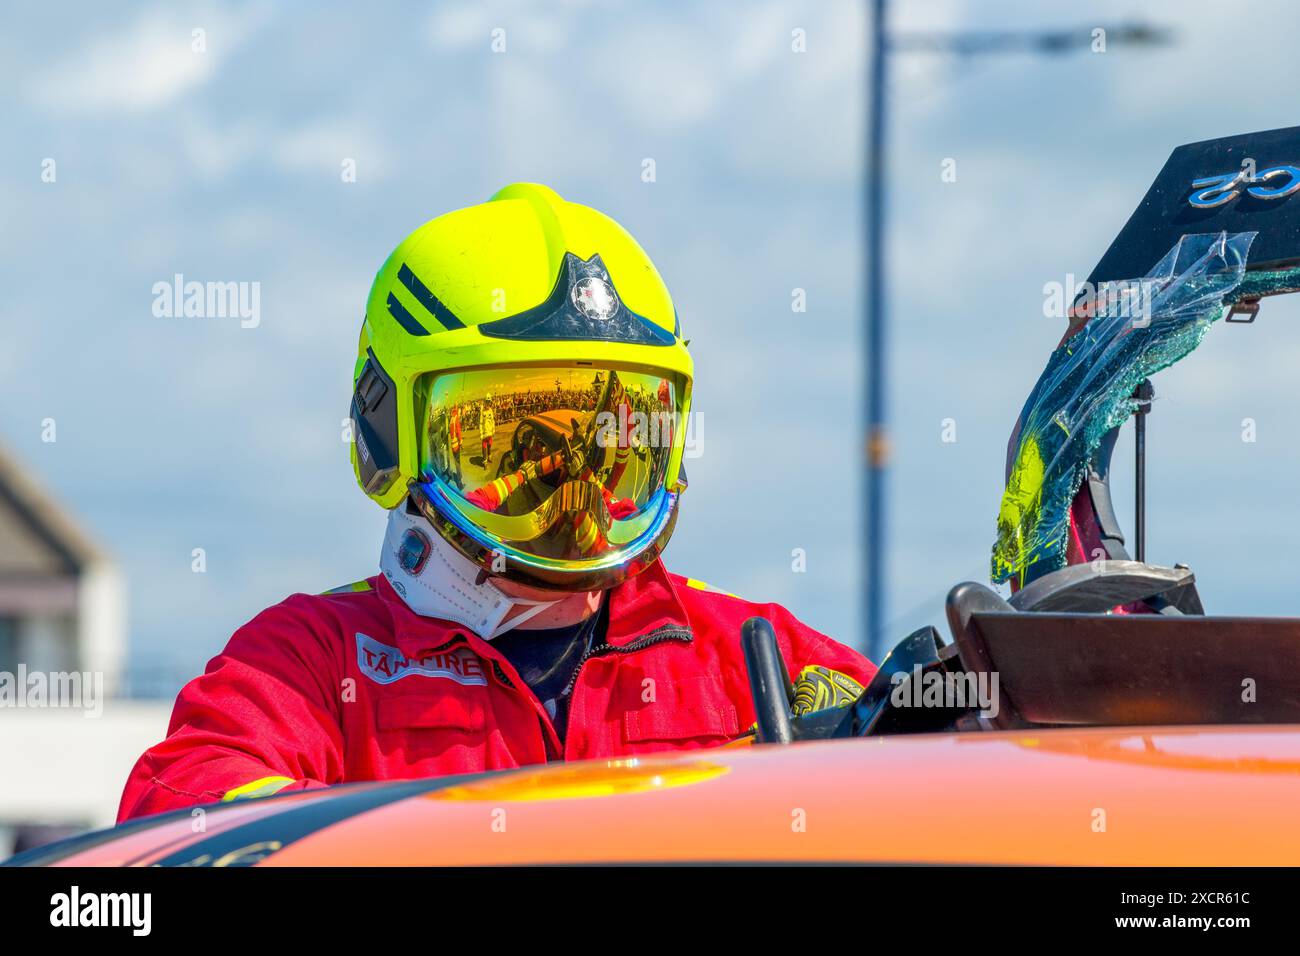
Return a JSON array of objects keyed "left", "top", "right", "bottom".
[{"left": 350, "top": 184, "right": 693, "bottom": 591}]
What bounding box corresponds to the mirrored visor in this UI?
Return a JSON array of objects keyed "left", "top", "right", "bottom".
[{"left": 416, "top": 365, "right": 685, "bottom": 564}]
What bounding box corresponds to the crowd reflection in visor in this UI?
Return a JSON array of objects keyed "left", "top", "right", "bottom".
[{"left": 419, "top": 367, "right": 679, "bottom": 561}]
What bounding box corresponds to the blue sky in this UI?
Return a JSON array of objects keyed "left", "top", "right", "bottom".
[{"left": 6, "top": 0, "right": 1300, "bottom": 695}]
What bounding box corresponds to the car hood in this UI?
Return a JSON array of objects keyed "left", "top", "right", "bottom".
[{"left": 11, "top": 725, "right": 1300, "bottom": 866}]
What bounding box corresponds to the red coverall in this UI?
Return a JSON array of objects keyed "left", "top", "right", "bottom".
[{"left": 118, "top": 560, "right": 875, "bottom": 821}]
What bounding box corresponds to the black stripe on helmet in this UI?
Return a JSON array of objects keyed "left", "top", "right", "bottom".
[
  {"left": 386, "top": 292, "right": 430, "bottom": 336},
  {"left": 398, "top": 263, "right": 466, "bottom": 331}
]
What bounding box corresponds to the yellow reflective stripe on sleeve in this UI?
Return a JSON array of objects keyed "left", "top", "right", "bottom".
[
  {"left": 222, "top": 776, "right": 295, "bottom": 802},
  {"left": 321, "top": 580, "right": 374, "bottom": 595},
  {"left": 684, "top": 578, "right": 737, "bottom": 598}
]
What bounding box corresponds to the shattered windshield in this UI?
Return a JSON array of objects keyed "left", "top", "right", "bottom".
[{"left": 992, "top": 231, "right": 1259, "bottom": 586}]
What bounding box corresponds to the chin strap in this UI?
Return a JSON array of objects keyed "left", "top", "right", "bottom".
[{"left": 379, "top": 503, "right": 558, "bottom": 640}]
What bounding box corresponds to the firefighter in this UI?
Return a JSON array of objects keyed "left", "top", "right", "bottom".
[{"left": 119, "top": 184, "right": 874, "bottom": 821}]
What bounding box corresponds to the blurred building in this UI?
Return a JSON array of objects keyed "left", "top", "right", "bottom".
[{"left": 0, "top": 443, "right": 168, "bottom": 856}]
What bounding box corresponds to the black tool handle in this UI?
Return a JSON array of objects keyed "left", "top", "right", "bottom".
[{"left": 741, "top": 616, "right": 794, "bottom": 745}]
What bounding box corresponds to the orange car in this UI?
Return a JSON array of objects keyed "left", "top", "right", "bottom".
[{"left": 9, "top": 728, "right": 1300, "bottom": 866}]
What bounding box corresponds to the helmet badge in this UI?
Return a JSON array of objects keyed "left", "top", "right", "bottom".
[{"left": 571, "top": 276, "right": 619, "bottom": 322}]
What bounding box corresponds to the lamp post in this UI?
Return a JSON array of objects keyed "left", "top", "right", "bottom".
[{"left": 863, "top": 12, "right": 1171, "bottom": 660}]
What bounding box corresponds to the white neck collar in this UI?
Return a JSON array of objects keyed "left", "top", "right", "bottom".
[{"left": 379, "top": 503, "right": 557, "bottom": 640}]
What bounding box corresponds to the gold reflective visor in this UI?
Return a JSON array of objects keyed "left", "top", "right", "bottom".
[{"left": 416, "top": 365, "right": 684, "bottom": 564}]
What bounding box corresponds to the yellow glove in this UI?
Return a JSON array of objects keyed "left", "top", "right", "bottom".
[{"left": 789, "top": 665, "right": 864, "bottom": 717}]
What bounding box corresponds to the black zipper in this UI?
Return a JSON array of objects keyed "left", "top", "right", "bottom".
[{"left": 559, "top": 624, "right": 694, "bottom": 699}]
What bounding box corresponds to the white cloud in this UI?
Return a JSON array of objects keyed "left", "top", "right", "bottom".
[
  {"left": 26, "top": 4, "right": 267, "bottom": 113},
  {"left": 270, "top": 119, "right": 391, "bottom": 181},
  {"left": 425, "top": 0, "right": 600, "bottom": 55},
  {"left": 426, "top": 4, "right": 490, "bottom": 52},
  {"left": 178, "top": 113, "right": 266, "bottom": 180}
]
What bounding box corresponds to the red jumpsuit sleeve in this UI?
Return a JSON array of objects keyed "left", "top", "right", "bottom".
[
  {"left": 766, "top": 603, "right": 878, "bottom": 687},
  {"left": 117, "top": 596, "right": 346, "bottom": 822}
]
